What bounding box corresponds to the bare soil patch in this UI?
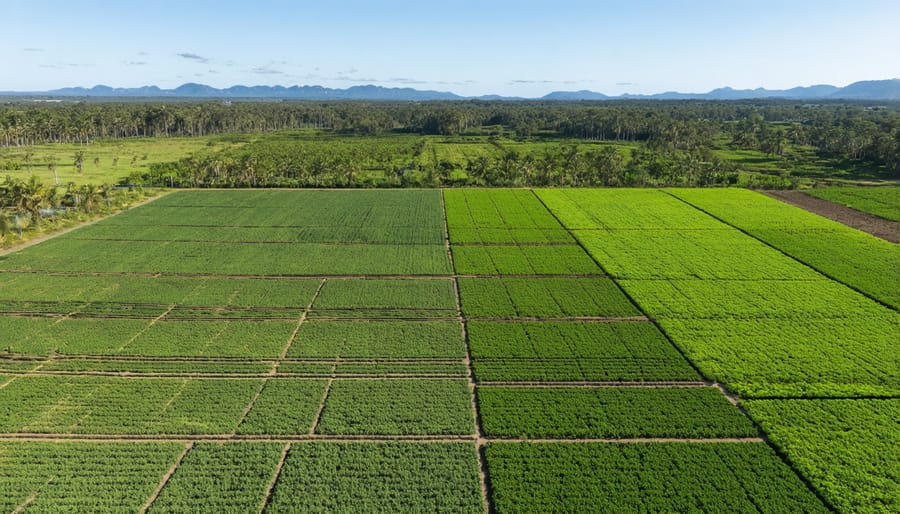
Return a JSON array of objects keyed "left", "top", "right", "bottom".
[{"left": 765, "top": 190, "right": 900, "bottom": 243}]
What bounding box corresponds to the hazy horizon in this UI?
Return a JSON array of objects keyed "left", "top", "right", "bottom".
[{"left": 6, "top": 0, "right": 900, "bottom": 97}]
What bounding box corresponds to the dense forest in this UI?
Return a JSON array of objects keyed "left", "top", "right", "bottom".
[{"left": 1, "top": 100, "right": 899, "bottom": 189}]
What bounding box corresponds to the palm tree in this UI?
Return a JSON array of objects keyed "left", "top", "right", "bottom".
[{"left": 74, "top": 150, "right": 85, "bottom": 174}]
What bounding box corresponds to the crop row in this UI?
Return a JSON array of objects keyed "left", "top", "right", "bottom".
[
  {"left": 485, "top": 442, "right": 827, "bottom": 513},
  {"left": 468, "top": 321, "right": 698, "bottom": 382},
  {"left": 444, "top": 189, "right": 572, "bottom": 243},
  {"left": 804, "top": 186, "right": 900, "bottom": 222},
  {"left": 573, "top": 228, "right": 821, "bottom": 280},
  {"left": 2, "top": 317, "right": 297, "bottom": 357},
  {"left": 660, "top": 316, "right": 900, "bottom": 398},
  {"left": 0, "top": 376, "right": 476, "bottom": 436},
  {"left": 478, "top": 387, "right": 757, "bottom": 438},
  {"left": 309, "top": 278, "right": 457, "bottom": 318},
  {"left": 114, "top": 189, "right": 446, "bottom": 236},
  {"left": 289, "top": 320, "right": 465, "bottom": 359},
  {"left": 671, "top": 188, "right": 900, "bottom": 309},
  {"left": 0, "top": 239, "right": 452, "bottom": 275},
  {"left": 457, "top": 277, "right": 639, "bottom": 318},
  {"left": 0, "top": 442, "right": 185, "bottom": 513},
  {"left": 0, "top": 273, "right": 322, "bottom": 308},
  {"left": 444, "top": 189, "right": 563, "bottom": 230},
  {"left": 619, "top": 278, "right": 893, "bottom": 320},
  {"left": 744, "top": 399, "right": 900, "bottom": 514},
  {"left": 452, "top": 244, "right": 600, "bottom": 275},
  {"left": 0, "top": 357, "right": 469, "bottom": 377}
]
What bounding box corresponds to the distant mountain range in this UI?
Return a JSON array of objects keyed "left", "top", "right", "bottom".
[{"left": 3, "top": 79, "right": 899, "bottom": 101}]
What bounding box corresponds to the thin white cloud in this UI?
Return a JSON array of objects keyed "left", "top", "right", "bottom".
[{"left": 177, "top": 52, "right": 210, "bottom": 63}]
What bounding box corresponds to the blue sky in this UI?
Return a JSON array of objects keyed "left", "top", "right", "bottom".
[{"left": 5, "top": 0, "right": 900, "bottom": 96}]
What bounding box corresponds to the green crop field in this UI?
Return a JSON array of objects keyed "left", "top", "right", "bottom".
[
  {"left": 804, "top": 186, "right": 900, "bottom": 221},
  {"left": 1, "top": 187, "right": 894, "bottom": 512}
]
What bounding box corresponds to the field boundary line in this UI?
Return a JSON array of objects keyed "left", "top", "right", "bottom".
[
  {"left": 488, "top": 437, "right": 765, "bottom": 444},
  {"left": 309, "top": 375, "right": 335, "bottom": 435},
  {"left": 665, "top": 190, "right": 899, "bottom": 313},
  {"left": 443, "top": 189, "right": 491, "bottom": 514},
  {"left": 115, "top": 305, "right": 176, "bottom": 353},
  {"left": 0, "top": 192, "right": 170, "bottom": 258},
  {"left": 529, "top": 190, "right": 711, "bottom": 382},
  {"left": 277, "top": 278, "right": 326, "bottom": 362},
  {"left": 258, "top": 442, "right": 291, "bottom": 514},
  {"left": 233, "top": 380, "right": 270, "bottom": 435},
  {"left": 138, "top": 441, "right": 193, "bottom": 514},
  {"left": 478, "top": 381, "right": 710, "bottom": 388}
]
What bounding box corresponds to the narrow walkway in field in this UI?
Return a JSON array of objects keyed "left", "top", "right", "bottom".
[
  {"left": 765, "top": 190, "right": 899, "bottom": 243},
  {"left": 441, "top": 190, "right": 491, "bottom": 514}
]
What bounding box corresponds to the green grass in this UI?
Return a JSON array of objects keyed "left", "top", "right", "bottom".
[
  {"left": 478, "top": 387, "right": 757, "bottom": 438},
  {"left": 316, "top": 379, "right": 473, "bottom": 435},
  {"left": 268, "top": 442, "right": 483, "bottom": 513}
]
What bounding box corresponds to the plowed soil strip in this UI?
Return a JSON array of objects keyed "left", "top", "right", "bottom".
[
  {"left": 767, "top": 190, "right": 900, "bottom": 243},
  {"left": 138, "top": 441, "right": 192, "bottom": 514}
]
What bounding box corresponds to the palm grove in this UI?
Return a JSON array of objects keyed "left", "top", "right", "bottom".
[{"left": 1, "top": 99, "right": 899, "bottom": 239}]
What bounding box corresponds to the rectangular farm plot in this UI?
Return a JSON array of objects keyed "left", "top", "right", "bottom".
[
  {"left": 671, "top": 188, "right": 900, "bottom": 309},
  {"left": 478, "top": 387, "right": 756, "bottom": 438},
  {"left": 444, "top": 188, "right": 573, "bottom": 243},
  {"left": 0, "top": 441, "right": 184, "bottom": 514},
  {"left": 484, "top": 442, "right": 828, "bottom": 513},
  {"left": 289, "top": 320, "right": 465, "bottom": 359},
  {"left": 276, "top": 361, "right": 468, "bottom": 378},
  {"left": 661, "top": 317, "right": 900, "bottom": 398},
  {"left": 467, "top": 321, "right": 699, "bottom": 382},
  {"left": 268, "top": 443, "right": 483, "bottom": 513},
  {"left": 316, "top": 379, "right": 474, "bottom": 435},
  {"left": 0, "top": 238, "right": 452, "bottom": 275},
  {"left": 452, "top": 245, "right": 600, "bottom": 275},
  {"left": 0, "top": 273, "right": 320, "bottom": 310},
  {"left": 537, "top": 188, "right": 727, "bottom": 230},
  {"left": 149, "top": 443, "right": 284, "bottom": 514},
  {"left": 5, "top": 318, "right": 150, "bottom": 356},
  {"left": 110, "top": 189, "right": 447, "bottom": 245},
  {"left": 458, "top": 277, "right": 641, "bottom": 318},
  {"left": 0, "top": 376, "right": 260, "bottom": 434},
  {"left": 744, "top": 399, "right": 900, "bottom": 514},
  {"left": 573, "top": 229, "right": 822, "bottom": 280},
  {"left": 310, "top": 279, "right": 457, "bottom": 318},
  {"left": 121, "top": 320, "right": 296, "bottom": 358},
  {"left": 620, "top": 278, "right": 893, "bottom": 320},
  {"left": 236, "top": 379, "right": 328, "bottom": 435}
]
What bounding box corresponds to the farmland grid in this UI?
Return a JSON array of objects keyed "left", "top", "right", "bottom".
[{"left": 1, "top": 189, "right": 886, "bottom": 511}]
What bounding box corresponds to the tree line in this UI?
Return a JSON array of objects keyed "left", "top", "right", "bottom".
[{"left": 2, "top": 100, "right": 899, "bottom": 181}]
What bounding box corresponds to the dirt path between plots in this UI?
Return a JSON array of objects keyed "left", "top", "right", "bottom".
[
  {"left": 0, "top": 192, "right": 170, "bottom": 257},
  {"left": 764, "top": 190, "right": 899, "bottom": 243}
]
